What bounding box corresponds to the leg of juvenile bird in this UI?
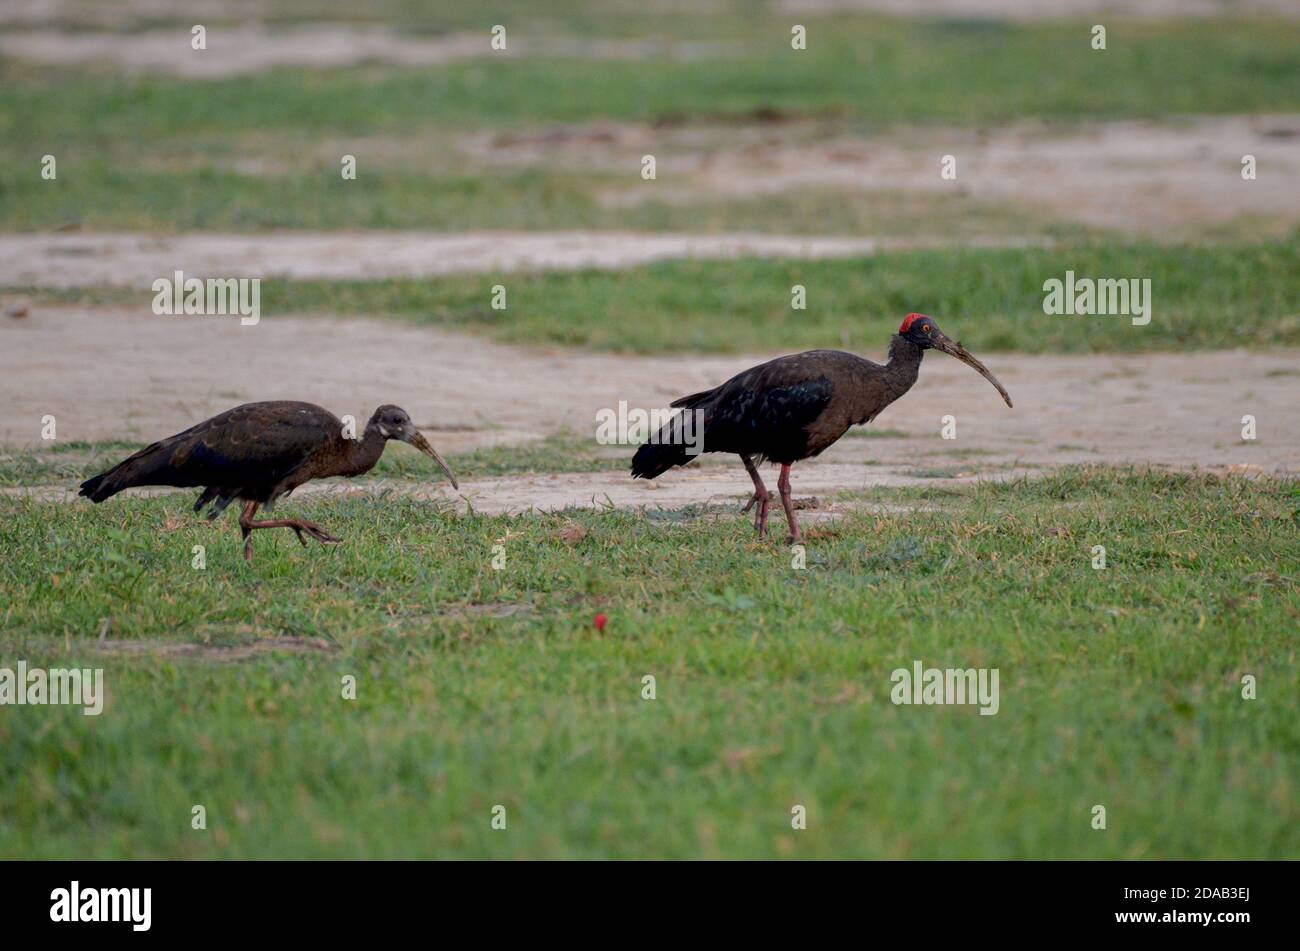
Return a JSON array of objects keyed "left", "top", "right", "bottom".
[
  {"left": 239, "top": 501, "right": 259, "bottom": 562},
  {"left": 238, "top": 501, "right": 340, "bottom": 563},
  {"left": 777, "top": 463, "right": 801, "bottom": 545},
  {"left": 249, "top": 519, "right": 340, "bottom": 543},
  {"left": 740, "top": 454, "right": 772, "bottom": 538}
]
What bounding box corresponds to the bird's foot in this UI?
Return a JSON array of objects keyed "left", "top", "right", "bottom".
[
  {"left": 291, "top": 520, "right": 341, "bottom": 545},
  {"left": 243, "top": 518, "right": 341, "bottom": 559},
  {"left": 745, "top": 491, "right": 774, "bottom": 536}
]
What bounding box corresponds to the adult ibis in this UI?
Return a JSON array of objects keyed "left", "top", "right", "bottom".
[
  {"left": 630, "top": 314, "right": 1012, "bottom": 543},
  {"left": 79, "top": 401, "right": 458, "bottom": 562}
]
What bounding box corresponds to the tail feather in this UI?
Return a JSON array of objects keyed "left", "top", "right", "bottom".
[
  {"left": 630, "top": 401, "right": 711, "bottom": 480},
  {"left": 78, "top": 442, "right": 167, "bottom": 503},
  {"left": 79, "top": 465, "right": 133, "bottom": 503},
  {"left": 630, "top": 440, "right": 692, "bottom": 480}
]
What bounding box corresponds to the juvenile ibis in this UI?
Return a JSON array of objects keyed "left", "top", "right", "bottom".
[
  {"left": 79, "top": 401, "right": 458, "bottom": 562},
  {"left": 630, "top": 314, "right": 1012, "bottom": 543}
]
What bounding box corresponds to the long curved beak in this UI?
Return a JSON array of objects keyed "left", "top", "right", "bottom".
[
  {"left": 931, "top": 333, "right": 1013, "bottom": 408},
  {"left": 404, "top": 430, "right": 459, "bottom": 489}
]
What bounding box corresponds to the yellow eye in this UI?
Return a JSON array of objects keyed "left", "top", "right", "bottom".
[{"left": 922, "top": 324, "right": 931, "bottom": 334}]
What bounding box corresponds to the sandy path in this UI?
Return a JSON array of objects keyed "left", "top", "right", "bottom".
[
  {"left": 582, "top": 116, "right": 1300, "bottom": 234},
  {"left": 4, "top": 1, "right": 1292, "bottom": 82},
  {"left": 2, "top": 307, "right": 1294, "bottom": 515},
  {"left": 2, "top": 463, "right": 952, "bottom": 519},
  {"left": 0, "top": 232, "right": 1040, "bottom": 289},
  {"left": 780, "top": 0, "right": 1300, "bottom": 18},
  {"left": 124, "top": 115, "right": 1295, "bottom": 238},
  {"left": 6, "top": 0, "right": 1296, "bottom": 29},
  {"left": 0, "top": 27, "right": 735, "bottom": 78}
]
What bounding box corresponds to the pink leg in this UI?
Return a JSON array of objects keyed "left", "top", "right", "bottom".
[
  {"left": 777, "top": 464, "right": 801, "bottom": 544},
  {"left": 740, "top": 455, "right": 773, "bottom": 538},
  {"left": 238, "top": 501, "right": 341, "bottom": 563}
]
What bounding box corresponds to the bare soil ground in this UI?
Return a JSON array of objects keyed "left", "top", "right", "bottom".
[
  {"left": 8, "top": 113, "right": 1292, "bottom": 240},
  {"left": 7, "top": 0, "right": 1295, "bottom": 29},
  {"left": 0, "top": 232, "right": 1036, "bottom": 288},
  {"left": 779, "top": 0, "right": 1300, "bottom": 18},
  {"left": 0, "top": 27, "right": 734, "bottom": 77},
  {"left": 2, "top": 307, "right": 1294, "bottom": 514},
  {"left": 563, "top": 116, "right": 1300, "bottom": 235}
]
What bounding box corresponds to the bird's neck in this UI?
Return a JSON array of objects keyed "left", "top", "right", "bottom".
[
  {"left": 341, "top": 426, "right": 387, "bottom": 476},
  {"left": 884, "top": 334, "right": 924, "bottom": 396}
]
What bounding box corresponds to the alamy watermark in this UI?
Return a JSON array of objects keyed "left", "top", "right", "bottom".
[
  {"left": 50, "top": 881, "right": 150, "bottom": 931},
  {"left": 1042, "top": 270, "right": 1150, "bottom": 326},
  {"left": 152, "top": 270, "right": 260, "bottom": 326},
  {"left": 890, "top": 660, "right": 999, "bottom": 716},
  {"left": 0, "top": 662, "right": 104, "bottom": 715},
  {"left": 595, "top": 401, "right": 705, "bottom": 455}
]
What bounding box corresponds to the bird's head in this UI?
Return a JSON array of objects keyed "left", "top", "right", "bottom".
[
  {"left": 898, "top": 313, "right": 1013, "bottom": 408},
  {"left": 369, "top": 404, "right": 459, "bottom": 489}
]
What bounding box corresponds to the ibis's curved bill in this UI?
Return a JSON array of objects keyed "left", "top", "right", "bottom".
[{"left": 931, "top": 332, "right": 1013, "bottom": 408}]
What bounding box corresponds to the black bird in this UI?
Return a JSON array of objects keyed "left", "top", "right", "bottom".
[
  {"left": 80, "top": 401, "right": 458, "bottom": 561},
  {"left": 631, "top": 314, "right": 1012, "bottom": 542}
]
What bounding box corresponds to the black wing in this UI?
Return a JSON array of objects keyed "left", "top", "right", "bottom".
[
  {"left": 699, "top": 356, "right": 836, "bottom": 462},
  {"left": 80, "top": 401, "right": 338, "bottom": 501}
]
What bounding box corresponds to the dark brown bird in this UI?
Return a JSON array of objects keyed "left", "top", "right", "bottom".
[
  {"left": 79, "top": 401, "right": 458, "bottom": 562},
  {"left": 630, "top": 314, "right": 1012, "bottom": 543}
]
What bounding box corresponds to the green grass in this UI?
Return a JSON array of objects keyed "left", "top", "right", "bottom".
[
  {"left": 0, "top": 441, "right": 147, "bottom": 488},
  {"left": 17, "top": 236, "right": 1296, "bottom": 354},
  {"left": 0, "top": 468, "right": 1295, "bottom": 858},
  {"left": 0, "top": 435, "right": 619, "bottom": 487},
  {"left": 7, "top": 0, "right": 811, "bottom": 37},
  {"left": 0, "top": 163, "right": 1068, "bottom": 236},
  {"left": 5, "top": 17, "right": 1295, "bottom": 136},
  {"left": 280, "top": 237, "right": 1299, "bottom": 354},
  {"left": 2, "top": 14, "right": 1296, "bottom": 236}
]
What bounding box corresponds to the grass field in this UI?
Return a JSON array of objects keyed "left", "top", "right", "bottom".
[
  {"left": 3, "top": 13, "right": 1298, "bottom": 234},
  {"left": 3, "top": 1, "right": 1298, "bottom": 863},
  {"left": 15, "top": 236, "right": 1299, "bottom": 353},
  {"left": 0, "top": 436, "right": 622, "bottom": 488},
  {"left": 1, "top": 469, "right": 1295, "bottom": 858}
]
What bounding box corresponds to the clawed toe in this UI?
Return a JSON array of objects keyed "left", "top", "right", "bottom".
[{"left": 299, "top": 523, "right": 341, "bottom": 544}]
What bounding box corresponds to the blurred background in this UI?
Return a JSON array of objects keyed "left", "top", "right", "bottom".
[
  {"left": 1, "top": 0, "right": 1297, "bottom": 478},
  {"left": 1, "top": 0, "right": 1298, "bottom": 863}
]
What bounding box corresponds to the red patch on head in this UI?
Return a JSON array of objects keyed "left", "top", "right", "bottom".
[{"left": 899, "top": 313, "right": 926, "bottom": 334}]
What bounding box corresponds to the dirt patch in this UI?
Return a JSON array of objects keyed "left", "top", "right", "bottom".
[
  {"left": 1, "top": 307, "right": 1295, "bottom": 513},
  {"left": 451, "top": 464, "right": 983, "bottom": 515},
  {"left": 154, "top": 115, "right": 1300, "bottom": 237},
  {"left": 0, "top": 26, "right": 737, "bottom": 77},
  {"left": 580, "top": 116, "right": 1300, "bottom": 235},
  {"left": 778, "top": 0, "right": 1300, "bottom": 18},
  {"left": 0, "top": 231, "right": 1041, "bottom": 288},
  {"left": 94, "top": 635, "right": 334, "bottom": 662},
  {"left": 1, "top": 472, "right": 957, "bottom": 520},
  {"left": 8, "top": 0, "right": 1296, "bottom": 29}
]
